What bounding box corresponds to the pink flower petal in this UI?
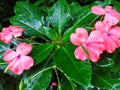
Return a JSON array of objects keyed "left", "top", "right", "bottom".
[
  {"left": 87, "top": 30, "right": 104, "bottom": 43},
  {"left": 109, "top": 26, "right": 120, "bottom": 38},
  {"left": 74, "top": 45, "right": 87, "bottom": 60},
  {"left": 70, "top": 28, "right": 88, "bottom": 45},
  {"left": 75, "top": 28, "right": 88, "bottom": 43},
  {"left": 91, "top": 6, "right": 106, "bottom": 15},
  {"left": 87, "top": 45, "right": 101, "bottom": 62},
  {"left": 0, "top": 28, "right": 12, "bottom": 43},
  {"left": 8, "top": 58, "right": 24, "bottom": 75},
  {"left": 104, "top": 35, "right": 116, "bottom": 53},
  {"left": 103, "top": 13, "right": 119, "bottom": 26},
  {"left": 87, "top": 43, "right": 105, "bottom": 54},
  {"left": 70, "top": 33, "right": 80, "bottom": 46},
  {"left": 7, "top": 55, "right": 34, "bottom": 75},
  {"left": 9, "top": 26, "right": 24, "bottom": 37},
  {"left": 104, "top": 6, "right": 112, "bottom": 11},
  {"left": 16, "top": 42, "right": 32, "bottom": 55},
  {"left": 95, "top": 21, "right": 111, "bottom": 33},
  {"left": 105, "top": 6, "right": 120, "bottom": 20},
  {"left": 3, "top": 49, "right": 18, "bottom": 63},
  {"left": 20, "top": 55, "right": 34, "bottom": 70},
  {"left": 95, "top": 21, "right": 104, "bottom": 32},
  {"left": 110, "top": 35, "right": 120, "bottom": 48}
]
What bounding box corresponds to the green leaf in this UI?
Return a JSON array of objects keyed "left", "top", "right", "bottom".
[
  {"left": 49, "top": 0, "right": 71, "bottom": 34},
  {"left": 34, "top": 0, "right": 55, "bottom": 6},
  {"left": 95, "top": 52, "right": 115, "bottom": 68},
  {"left": 110, "top": 51, "right": 120, "bottom": 73},
  {"left": 21, "top": 60, "right": 52, "bottom": 90},
  {"left": 30, "top": 43, "right": 54, "bottom": 65},
  {"left": 10, "top": 1, "right": 43, "bottom": 37},
  {"left": 20, "top": 58, "right": 53, "bottom": 90},
  {"left": 0, "top": 61, "right": 7, "bottom": 70},
  {"left": 70, "top": 1, "right": 81, "bottom": 16},
  {"left": 113, "top": 1, "right": 120, "bottom": 13},
  {"left": 92, "top": 50, "right": 120, "bottom": 90},
  {"left": 92, "top": 72, "right": 120, "bottom": 90},
  {"left": 104, "top": 0, "right": 113, "bottom": 5},
  {"left": 14, "top": 1, "right": 41, "bottom": 17},
  {"left": 32, "top": 68, "right": 52, "bottom": 90},
  {"left": 91, "top": 0, "right": 112, "bottom": 7},
  {"left": 53, "top": 43, "right": 92, "bottom": 87},
  {"left": 60, "top": 76, "right": 75, "bottom": 90},
  {"left": 40, "top": 26, "right": 58, "bottom": 40},
  {"left": 59, "top": 71, "right": 83, "bottom": 90}
]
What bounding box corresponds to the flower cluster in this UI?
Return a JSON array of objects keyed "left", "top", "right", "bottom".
[
  {"left": 0, "top": 26, "right": 34, "bottom": 75},
  {"left": 70, "top": 6, "right": 120, "bottom": 62}
]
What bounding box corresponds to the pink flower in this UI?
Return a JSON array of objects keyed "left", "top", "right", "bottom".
[
  {"left": 3, "top": 42, "right": 34, "bottom": 75},
  {"left": 91, "top": 6, "right": 120, "bottom": 26},
  {"left": 95, "top": 21, "right": 120, "bottom": 53},
  {"left": 0, "top": 26, "right": 24, "bottom": 43},
  {"left": 70, "top": 28, "right": 105, "bottom": 62}
]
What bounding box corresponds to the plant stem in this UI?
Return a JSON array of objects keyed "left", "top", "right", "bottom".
[{"left": 54, "top": 66, "right": 61, "bottom": 90}]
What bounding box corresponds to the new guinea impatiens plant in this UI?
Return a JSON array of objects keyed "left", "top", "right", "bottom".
[{"left": 1, "top": 0, "right": 120, "bottom": 90}]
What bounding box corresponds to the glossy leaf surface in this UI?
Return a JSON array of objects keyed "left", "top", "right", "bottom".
[
  {"left": 10, "top": 1, "right": 43, "bottom": 37},
  {"left": 48, "top": 0, "right": 71, "bottom": 34},
  {"left": 30, "top": 43, "right": 54, "bottom": 65},
  {"left": 53, "top": 43, "right": 92, "bottom": 87}
]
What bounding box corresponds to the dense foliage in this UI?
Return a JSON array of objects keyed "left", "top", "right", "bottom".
[{"left": 0, "top": 0, "right": 120, "bottom": 90}]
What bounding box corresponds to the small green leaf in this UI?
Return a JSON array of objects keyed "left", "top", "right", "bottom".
[
  {"left": 53, "top": 43, "right": 92, "bottom": 87},
  {"left": 21, "top": 65, "right": 52, "bottom": 90},
  {"left": 49, "top": 0, "right": 71, "bottom": 34},
  {"left": 30, "top": 43, "right": 54, "bottom": 65},
  {"left": 32, "top": 68, "right": 52, "bottom": 90}
]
